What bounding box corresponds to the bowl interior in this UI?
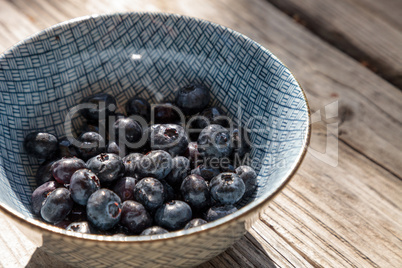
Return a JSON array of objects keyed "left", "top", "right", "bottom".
[{"left": 0, "top": 13, "right": 309, "bottom": 228}]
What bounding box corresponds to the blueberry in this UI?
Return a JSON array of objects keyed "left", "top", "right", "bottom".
[
  {"left": 24, "top": 132, "right": 58, "bottom": 160},
  {"left": 52, "top": 157, "right": 86, "bottom": 184},
  {"left": 77, "top": 131, "right": 106, "bottom": 161},
  {"left": 210, "top": 173, "right": 245, "bottom": 205},
  {"left": 198, "top": 124, "right": 232, "bottom": 158},
  {"left": 175, "top": 83, "right": 210, "bottom": 115},
  {"left": 231, "top": 127, "right": 251, "bottom": 159},
  {"left": 133, "top": 178, "right": 165, "bottom": 212},
  {"left": 154, "top": 200, "right": 192, "bottom": 231},
  {"left": 152, "top": 102, "right": 182, "bottom": 124},
  {"left": 204, "top": 205, "right": 238, "bottom": 222},
  {"left": 184, "top": 142, "right": 201, "bottom": 165},
  {"left": 86, "top": 189, "right": 122, "bottom": 231},
  {"left": 41, "top": 187, "right": 73, "bottom": 224},
  {"left": 150, "top": 124, "right": 189, "bottom": 156},
  {"left": 35, "top": 159, "right": 57, "bottom": 186},
  {"left": 66, "top": 221, "right": 93, "bottom": 234},
  {"left": 113, "top": 118, "right": 142, "bottom": 145},
  {"left": 58, "top": 137, "right": 80, "bottom": 158},
  {"left": 126, "top": 97, "right": 151, "bottom": 122},
  {"left": 235, "top": 165, "right": 257, "bottom": 198},
  {"left": 138, "top": 150, "right": 172, "bottom": 180},
  {"left": 184, "top": 218, "right": 207, "bottom": 229},
  {"left": 140, "top": 226, "right": 168, "bottom": 235},
  {"left": 112, "top": 176, "right": 137, "bottom": 202},
  {"left": 86, "top": 153, "right": 124, "bottom": 185},
  {"left": 69, "top": 169, "right": 100, "bottom": 205},
  {"left": 165, "top": 156, "right": 190, "bottom": 188},
  {"left": 180, "top": 174, "right": 210, "bottom": 211},
  {"left": 122, "top": 153, "right": 143, "bottom": 178},
  {"left": 31, "top": 181, "right": 62, "bottom": 216},
  {"left": 194, "top": 107, "right": 229, "bottom": 129},
  {"left": 191, "top": 164, "right": 220, "bottom": 181},
  {"left": 80, "top": 93, "right": 116, "bottom": 123},
  {"left": 120, "top": 200, "right": 152, "bottom": 234}
]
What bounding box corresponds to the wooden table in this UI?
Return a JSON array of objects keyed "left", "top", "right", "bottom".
[{"left": 1, "top": 0, "right": 401, "bottom": 267}]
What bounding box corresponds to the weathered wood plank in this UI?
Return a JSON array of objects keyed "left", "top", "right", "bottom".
[
  {"left": 348, "top": 0, "right": 402, "bottom": 29},
  {"left": 266, "top": 0, "right": 402, "bottom": 88}
]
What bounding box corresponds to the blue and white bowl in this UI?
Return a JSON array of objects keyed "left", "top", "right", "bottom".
[{"left": 0, "top": 12, "right": 310, "bottom": 267}]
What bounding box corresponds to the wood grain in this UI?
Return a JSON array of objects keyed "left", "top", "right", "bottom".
[
  {"left": 0, "top": 0, "right": 401, "bottom": 267},
  {"left": 266, "top": 0, "right": 402, "bottom": 88}
]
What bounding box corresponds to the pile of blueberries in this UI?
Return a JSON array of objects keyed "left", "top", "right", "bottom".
[{"left": 26, "top": 84, "right": 257, "bottom": 236}]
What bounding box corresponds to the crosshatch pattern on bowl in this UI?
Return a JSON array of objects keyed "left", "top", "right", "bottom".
[{"left": 0, "top": 13, "right": 308, "bottom": 219}]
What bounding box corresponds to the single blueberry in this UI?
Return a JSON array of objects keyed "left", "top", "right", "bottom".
[
  {"left": 40, "top": 187, "right": 73, "bottom": 224},
  {"left": 69, "top": 169, "right": 100, "bottom": 206},
  {"left": 165, "top": 156, "right": 190, "bottom": 188},
  {"left": 235, "top": 165, "right": 257, "bottom": 198},
  {"left": 86, "top": 189, "right": 122, "bottom": 231},
  {"left": 191, "top": 164, "right": 220, "bottom": 181},
  {"left": 204, "top": 205, "right": 238, "bottom": 222},
  {"left": 66, "top": 221, "right": 93, "bottom": 234},
  {"left": 112, "top": 176, "right": 138, "bottom": 202},
  {"left": 35, "top": 159, "right": 57, "bottom": 186},
  {"left": 86, "top": 153, "right": 124, "bottom": 185},
  {"left": 154, "top": 200, "right": 192, "bottom": 231},
  {"left": 77, "top": 131, "right": 106, "bottom": 161},
  {"left": 184, "top": 218, "right": 207, "bottom": 229},
  {"left": 180, "top": 174, "right": 210, "bottom": 211},
  {"left": 31, "top": 181, "right": 62, "bottom": 216},
  {"left": 140, "top": 226, "right": 168, "bottom": 235},
  {"left": 52, "top": 157, "right": 87, "bottom": 184},
  {"left": 24, "top": 132, "right": 58, "bottom": 160},
  {"left": 80, "top": 93, "right": 116, "bottom": 123},
  {"left": 210, "top": 173, "right": 245, "bottom": 205},
  {"left": 133, "top": 178, "right": 165, "bottom": 212},
  {"left": 122, "top": 153, "right": 143, "bottom": 178},
  {"left": 113, "top": 118, "right": 142, "bottom": 145},
  {"left": 175, "top": 83, "right": 210, "bottom": 115},
  {"left": 137, "top": 150, "right": 172, "bottom": 180},
  {"left": 150, "top": 124, "right": 189, "bottom": 156},
  {"left": 198, "top": 124, "right": 232, "bottom": 158},
  {"left": 126, "top": 97, "right": 151, "bottom": 122},
  {"left": 120, "top": 200, "right": 152, "bottom": 235}
]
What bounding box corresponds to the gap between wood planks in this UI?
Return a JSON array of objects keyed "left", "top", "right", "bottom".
[{"left": 266, "top": 0, "right": 402, "bottom": 89}]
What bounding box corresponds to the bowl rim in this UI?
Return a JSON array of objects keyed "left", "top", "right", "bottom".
[{"left": 0, "top": 11, "right": 311, "bottom": 243}]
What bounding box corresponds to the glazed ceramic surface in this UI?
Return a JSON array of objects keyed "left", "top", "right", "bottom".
[{"left": 0, "top": 12, "right": 310, "bottom": 267}]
